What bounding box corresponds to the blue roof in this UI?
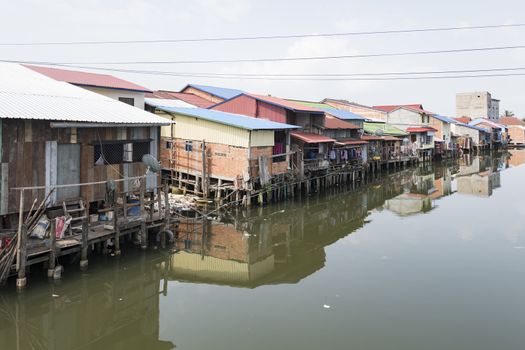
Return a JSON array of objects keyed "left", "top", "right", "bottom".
[
  {"left": 157, "top": 107, "right": 300, "bottom": 131},
  {"left": 456, "top": 122, "right": 489, "bottom": 132},
  {"left": 432, "top": 115, "right": 457, "bottom": 124},
  {"left": 185, "top": 84, "right": 244, "bottom": 100},
  {"left": 319, "top": 107, "right": 366, "bottom": 121}
]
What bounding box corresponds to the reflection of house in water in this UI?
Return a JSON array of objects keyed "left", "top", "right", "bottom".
[
  {"left": 456, "top": 171, "right": 501, "bottom": 197},
  {"left": 455, "top": 155, "right": 502, "bottom": 197},
  {"left": 508, "top": 149, "right": 525, "bottom": 168},
  {"left": 0, "top": 254, "right": 174, "bottom": 350},
  {"left": 384, "top": 193, "right": 434, "bottom": 216},
  {"left": 383, "top": 165, "right": 452, "bottom": 216},
  {"left": 171, "top": 170, "right": 417, "bottom": 287}
]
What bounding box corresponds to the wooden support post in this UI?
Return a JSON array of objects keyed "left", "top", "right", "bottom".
[
  {"left": 140, "top": 222, "right": 148, "bottom": 249},
  {"left": 16, "top": 223, "right": 28, "bottom": 290},
  {"left": 122, "top": 195, "right": 128, "bottom": 220},
  {"left": 139, "top": 177, "right": 146, "bottom": 217},
  {"left": 202, "top": 140, "right": 208, "bottom": 198},
  {"left": 149, "top": 192, "right": 154, "bottom": 221},
  {"left": 48, "top": 218, "right": 56, "bottom": 278},
  {"left": 80, "top": 215, "right": 89, "bottom": 270},
  {"left": 113, "top": 205, "right": 121, "bottom": 256},
  {"left": 163, "top": 183, "right": 170, "bottom": 249}
]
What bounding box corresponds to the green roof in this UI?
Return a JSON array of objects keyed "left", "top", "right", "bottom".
[
  {"left": 292, "top": 100, "right": 332, "bottom": 109},
  {"left": 364, "top": 122, "right": 408, "bottom": 136}
]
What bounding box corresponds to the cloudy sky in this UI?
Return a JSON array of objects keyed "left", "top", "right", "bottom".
[{"left": 1, "top": 0, "right": 524, "bottom": 116}]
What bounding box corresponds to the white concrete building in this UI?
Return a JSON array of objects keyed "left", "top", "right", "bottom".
[{"left": 456, "top": 91, "right": 500, "bottom": 122}]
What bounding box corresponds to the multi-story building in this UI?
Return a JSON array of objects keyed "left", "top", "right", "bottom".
[{"left": 456, "top": 91, "right": 500, "bottom": 122}]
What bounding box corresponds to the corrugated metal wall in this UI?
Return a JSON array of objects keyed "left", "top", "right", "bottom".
[
  {"left": 174, "top": 114, "right": 250, "bottom": 147},
  {"left": 257, "top": 100, "right": 287, "bottom": 123},
  {"left": 250, "top": 130, "right": 274, "bottom": 147},
  {"left": 212, "top": 94, "right": 257, "bottom": 116}
]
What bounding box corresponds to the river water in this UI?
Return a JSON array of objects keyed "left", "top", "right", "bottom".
[{"left": 1, "top": 151, "right": 524, "bottom": 350}]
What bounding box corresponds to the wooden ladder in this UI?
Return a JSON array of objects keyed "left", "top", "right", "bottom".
[{"left": 62, "top": 198, "right": 88, "bottom": 236}]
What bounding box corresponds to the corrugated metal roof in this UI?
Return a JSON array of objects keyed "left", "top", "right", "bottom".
[
  {"left": 432, "top": 115, "right": 457, "bottom": 124},
  {"left": 146, "top": 90, "right": 215, "bottom": 108},
  {"left": 145, "top": 97, "right": 196, "bottom": 109},
  {"left": 25, "top": 64, "right": 152, "bottom": 92},
  {"left": 363, "top": 122, "right": 407, "bottom": 136},
  {"left": 406, "top": 127, "right": 437, "bottom": 133},
  {"left": 374, "top": 104, "right": 434, "bottom": 115},
  {"left": 292, "top": 100, "right": 366, "bottom": 120},
  {"left": 246, "top": 94, "right": 324, "bottom": 113},
  {"left": 156, "top": 107, "right": 299, "bottom": 130},
  {"left": 324, "top": 115, "right": 359, "bottom": 129},
  {"left": 290, "top": 132, "right": 335, "bottom": 143},
  {"left": 183, "top": 84, "right": 244, "bottom": 99},
  {"left": 499, "top": 116, "right": 525, "bottom": 126},
  {"left": 336, "top": 139, "right": 369, "bottom": 145},
  {"left": 456, "top": 122, "right": 489, "bottom": 132},
  {"left": 0, "top": 63, "right": 169, "bottom": 125}
]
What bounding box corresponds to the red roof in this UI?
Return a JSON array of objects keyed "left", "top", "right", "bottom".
[
  {"left": 324, "top": 115, "right": 359, "bottom": 129},
  {"left": 247, "top": 94, "right": 324, "bottom": 113},
  {"left": 373, "top": 104, "right": 433, "bottom": 114},
  {"left": 336, "top": 139, "right": 368, "bottom": 146},
  {"left": 454, "top": 117, "right": 471, "bottom": 124},
  {"left": 25, "top": 65, "right": 151, "bottom": 92},
  {"left": 406, "top": 127, "right": 437, "bottom": 133},
  {"left": 360, "top": 135, "right": 384, "bottom": 141},
  {"left": 499, "top": 116, "right": 525, "bottom": 126},
  {"left": 291, "top": 132, "right": 335, "bottom": 143},
  {"left": 146, "top": 90, "right": 214, "bottom": 108}
]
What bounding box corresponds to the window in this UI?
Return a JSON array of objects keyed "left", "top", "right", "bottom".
[
  {"left": 94, "top": 140, "right": 150, "bottom": 165},
  {"left": 132, "top": 141, "right": 150, "bottom": 162},
  {"left": 118, "top": 97, "right": 135, "bottom": 106},
  {"left": 94, "top": 143, "right": 124, "bottom": 165},
  {"left": 166, "top": 141, "right": 173, "bottom": 149},
  {"left": 123, "top": 143, "right": 133, "bottom": 162},
  {"left": 185, "top": 141, "right": 193, "bottom": 152}
]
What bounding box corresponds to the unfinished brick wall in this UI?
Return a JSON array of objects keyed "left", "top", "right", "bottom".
[{"left": 168, "top": 138, "right": 249, "bottom": 181}]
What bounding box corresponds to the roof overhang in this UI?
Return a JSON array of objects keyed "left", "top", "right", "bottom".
[{"left": 50, "top": 122, "right": 172, "bottom": 128}]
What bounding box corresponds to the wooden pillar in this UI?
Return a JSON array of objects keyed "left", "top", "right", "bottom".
[
  {"left": 16, "top": 190, "right": 27, "bottom": 289},
  {"left": 48, "top": 218, "right": 56, "bottom": 278},
  {"left": 113, "top": 204, "right": 121, "bottom": 256},
  {"left": 139, "top": 177, "right": 146, "bottom": 217},
  {"left": 163, "top": 183, "right": 170, "bottom": 247},
  {"left": 80, "top": 216, "right": 89, "bottom": 270},
  {"left": 16, "top": 223, "right": 28, "bottom": 290}
]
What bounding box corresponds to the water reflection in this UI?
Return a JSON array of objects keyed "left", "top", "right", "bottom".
[
  {"left": 171, "top": 152, "right": 513, "bottom": 287},
  {"left": 0, "top": 252, "right": 175, "bottom": 350},
  {"left": 1, "top": 150, "right": 524, "bottom": 350}
]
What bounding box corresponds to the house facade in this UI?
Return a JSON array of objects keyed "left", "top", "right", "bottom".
[
  {"left": 0, "top": 63, "right": 169, "bottom": 222},
  {"left": 146, "top": 106, "right": 298, "bottom": 194}
]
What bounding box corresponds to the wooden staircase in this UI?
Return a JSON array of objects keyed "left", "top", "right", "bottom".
[{"left": 62, "top": 198, "right": 88, "bottom": 236}]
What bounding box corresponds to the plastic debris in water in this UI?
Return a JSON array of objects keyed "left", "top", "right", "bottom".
[
  {"left": 52, "top": 294, "right": 59, "bottom": 298},
  {"left": 323, "top": 304, "right": 331, "bottom": 309}
]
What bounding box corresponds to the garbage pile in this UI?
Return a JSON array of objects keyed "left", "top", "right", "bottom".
[{"left": 154, "top": 193, "right": 199, "bottom": 215}]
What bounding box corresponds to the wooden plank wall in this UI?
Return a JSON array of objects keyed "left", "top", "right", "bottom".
[{"left": 1, "top": 120, "right": 152, "bottom": 217}]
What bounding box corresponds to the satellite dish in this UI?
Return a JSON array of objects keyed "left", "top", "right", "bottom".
[
  {"left": 142, "top": 154, "right": 161, "bottom": 173},
  {"left": 374, "top": 129, "right": 384, "bottom": 136}
]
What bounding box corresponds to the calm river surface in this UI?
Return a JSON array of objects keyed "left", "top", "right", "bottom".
[{"left": 1, "top": 151, "right": 525, "bottom": 350}]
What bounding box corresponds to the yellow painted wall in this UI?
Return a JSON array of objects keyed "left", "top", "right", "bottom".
[
  {"left": 250, "top": 130, "right": 275, "bottom": 147},
  {"left": 174, "top": 113, "right": 251, "bottom": 147}
]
